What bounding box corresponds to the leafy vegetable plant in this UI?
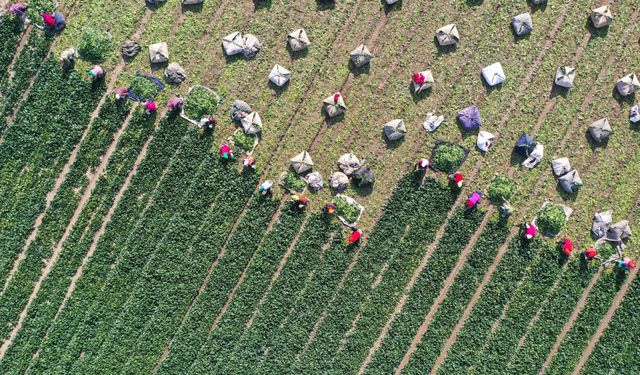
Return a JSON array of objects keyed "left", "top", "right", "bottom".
[
  {"left": 184, "top": 86, "right": 220, "bottom": 120},
  {"left": 78, "top": 28, "right": 112, "bottom": 62},
  {"left": 432, "top": 143, "right": 466, "bottom": 173},
  {"left": 488, "top": 174, "right": 516, "bottom": 203}
]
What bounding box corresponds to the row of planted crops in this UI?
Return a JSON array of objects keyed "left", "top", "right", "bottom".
[{"left": 0, "top": 2, "right": 639, "bottom": 375}]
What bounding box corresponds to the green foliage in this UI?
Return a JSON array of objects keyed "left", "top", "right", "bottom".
[
  {"left": 334, "top": 196, "right": 361, "bottom": 224},
  {"left": 432, "top": 143, "right": 465, "bottom": 173},
  {"left": 0, "top": 59, "right": 103, "bottom": 344},
  {"left": 281, "top": 170, "right": 306, "bottom": 192},
  {"left": 596, "top": 242, "right": 616, "bottom": 259},
  {"left": 291, "top": 177, "right": 456, "bottom": 374},
  {"left": 536, "top": 204, "right": 567, "bottom": 235},
  {"left": 78, "top": 28, "right": 112, "bottom": 62},
  {"left": 0, "top": 16, "right": 23, "bottom": 82},
  {"left": 488, "top": 174, "right": 516, "bottom": 203},
  {"left": 233, "top": 131, "right": 254, "bottom": 153},
  {"left": 580, "top": 277, "right": 640, "bottom": 374},
  {"left": 0, "top": 31, "right": 53, "bottom": 120},
  {"left": 439, "top": 238, "right": 549, "bottom": 374},
  {"left": 184, "top": 86, "right": 219, "bottom": 120},
  {"left": 128, "top": 76, "right": 158, "bottom": 100}
]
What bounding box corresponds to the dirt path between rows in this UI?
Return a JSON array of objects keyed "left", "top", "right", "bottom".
[
  {"left": 1, "top": 8, "right": 154, "bottom": 295},
  {"left": 427, "top": 8, "right": 640, "bottom": 371},
  {"left": 5, "top": 25, "right": 32, "bottom": 82},
  {"left": 570, "top": 265, "right": 639, "bottom": 375},
  {"left": 0, "top": 100, "right": 139, "bottom": 359},
  {"left": 245, "top": 212, "right": 311, "bottom": 329},
  {"left": 207, "top": 197, "right": 292, "bottom": 334},
  {"left": 537, "top": 267, "right": 603, "bottom": 374},
  {"left": 391, "top": 209, "right": 494, "bottom": 374}
]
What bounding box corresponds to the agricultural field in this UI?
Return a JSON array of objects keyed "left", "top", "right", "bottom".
[{"left": 0, "top": 0, "right": 639, "bottom": 374}]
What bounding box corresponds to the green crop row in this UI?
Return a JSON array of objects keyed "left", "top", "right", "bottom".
[
  {"left": 0, "top": 60, "right": 103, "bottom": 337},
  {"left": 159, "top": 213, "right": 335, "bottom": 373},
  {"left": 55, "top": 127, "right": 229, "bottom": 374},
  {"left": 392, "top": 218, "right": 510, "bottom": 373},
  {"left": 468, "top": 241, "right": 566, "bottom": 374},
  {"left": 0, "top": 29, "right": 53, "bottom": 129},
  {"left": 83, "top": 164, "right": 264, "bottom": 374},
  {"left": 544, "top": 269, "right": 624, "bottom": 375},
  {"left": 579, "top": 276, "right": 640, "bottom": 374},
  {"left": 207, "top": 174, "right": 440, "bottom": 373},
  {"left": 0, "top": 16, "right": 24, "bottom": 82},
  {"left": 290, "top": 177, "right": 457, "bottom": 373},
  {"left": 198, "top": 216, "right": 340, "bottom": 374},
  {"left": 95, "top": 175, "right": 263, "bottom": 373},
  {"left": 116, "top": 173, "right": 262, "bottom": 374},
  {"left": 436, "top": 237, "right": 550, "bottom": 374},
  {"left": 363, "top": 208, "right": 493, "bottom": 374},
  {"left": 506, "top": 257, "right": 599, "bottom": 373},
  {"left": 0, "top": 105, "right": 159, "bottom": 375},
  {"left": 27, "top": 114, "right": 187, "bottom": 373},
  {"left": 341, "top": 207, "right": 486, "bottom": 374},
  {"left": 182, "top": 207, "right": 308, "bottom": 373}
]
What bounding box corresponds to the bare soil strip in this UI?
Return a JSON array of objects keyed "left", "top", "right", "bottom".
[
  {"left": 390, "top": 209, "right": 495, "bottom": 375},
  {"left": 0, "top": 102, "right": 139, "bottom": 359},
  {"left": 537, "top": 268, "right": 604, "bottom": 375},
  {"left": 5, "top": 25, "right": 32, "bottom": 81},
  {"left": 1, "top": 8, "right": 154, "bottom": 294},
  {"left": 428, "top": 228, "right": 516, "bottom": 374},
  {"left": 570, "top": 266, "right": 639, "bottom": 375}
]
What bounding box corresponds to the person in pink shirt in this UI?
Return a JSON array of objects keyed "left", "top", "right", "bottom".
[
  {"left": 219, "top": 144, "right": 233, "bottom": 160},
  {"left": 523, "top": 222, "right": 537, "bottom": 240}
]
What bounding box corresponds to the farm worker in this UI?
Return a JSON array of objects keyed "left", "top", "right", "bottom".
[
  {"left": 10, "top": 3, "right": 28, "bottom": 19},
  {"left": 499, "top": 200, "right": 514, "bottom": 219},
  {"left": 219, "top": 144, "right": 233, "bottom": 160},
  {"left": 561, "top": 237, "right": 574, "bottom": 256},
  {"left": 584, "top": 247, "right": 597, "bottom": 260},
  {"left": 347, "top": 229, "right": 362, "bottom": 244},
  {"left": 166, "top": 96, "right": 183, "bottom": 111},
  {"left": 333, "top": 92, "right": 341, "bottom": 103},
  {"left": 60, "top": 48, "right": 76, "bottom": 70},
  {"left": 466, "top": 191, "right": 482, "bottom": 209},
  {"left": 617, "top": 257, "right": 635, "bottom": 270},
  {"left": 415, "top": 158, "right": 430, "bottom": 171},
  {"left": 291, "top": 194, "right": 308, "bottom": 209},
  {"left": 524, "top": 222, "right": 537, "bottom": 240},
  {"left": 114, "top": 87, "right": 128, "bottom": 101},
  {"left": 144, "top": 100, "right": 158, "bottom": 115},
  {"left": 413, "top": 72, "right": 426, "bottom": 85},
  {"left": 41, "top": 12, "right": 65, "bottom": 31},
  {"left": 40, "top": 13, "right": 56, "bottom": 27},
  {"left": 242, "top": 156, "right": 256, "bottom": 170},
  {"left": 323, "top": 203, "right": 336, "bottom": 215},
  {"left": 87, "top": 65, "right": 106, "bottom": 81},
  {"left": 258, "top": 180, "right": 273, "bottom": 195},
  {"left": 450, "top": 172, "right": 464, "bottom": 189},
  {"left": 198, "top": 115, "right": 217, "bottom": 129}
]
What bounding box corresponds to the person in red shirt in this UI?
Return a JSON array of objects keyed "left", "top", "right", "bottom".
[
  {"left": 347, "top": 229, "right": 362, "bottom": 244},
  {"left": 449, "top": 172, "right": 464, "bottom": 189},
  {"left": 561, "top": 237, "right": 573, "bottom": 256},
  {"left": 41, "top": 13, "right": 56, "bottom": 27},
  {"left": 584, "top": 247, "right": 597, "bottom": 260}
]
